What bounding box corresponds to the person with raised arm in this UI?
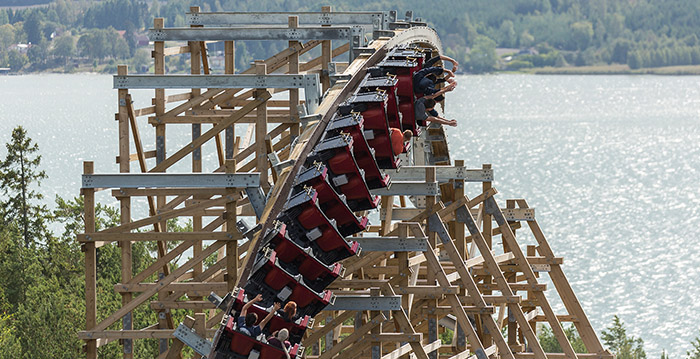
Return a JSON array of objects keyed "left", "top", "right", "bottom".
[{"left": 237, "top": 294, "right": 281, "bottom": 337}]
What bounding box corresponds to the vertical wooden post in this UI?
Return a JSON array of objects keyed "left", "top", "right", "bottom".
[
  {"left": 225, "top": 159, "right": 238, "bottom": 291},
  {"left": 321, "top": 6, "right": 332, "bottom": 92},
  {"left": 153, "top": 17, "right": 172, "bottom": 355},
  {"left": 117, "top": 65, "right": 134, "bottom": 358},
  {"left": 194, "top": 313, "right": 207, "bottom": 358},
  {"left": 154, "top": 17, "right": 166, "bottom": 168},
  {"left": 397, "top": 224, "right": 410, "bottom": 313},
  {"left": 370, "top": 288, "right": 382, "bottom": 359},
  {"left": 288, "top": 16, "right": 301, "bottom": 138},
  {"left": 83, "top": 161, "right": 97, "bottom": 359},
  {"left": 482, "top": 164, "right": 492, "bottom": 249},
  {"left": 480, "top": 163, "right": 493, "bottom": 347},
  {"left": 189, "top": 6, "right": 204, "bottom": 295},
  {"left": 380, "top": 195, "right": 394, "bottom": 236},
  {"left": 255, "top": 61, "right": 269, "bottom": 187},
  {"left": 452, "top": 160, "right": 467, "bottom": 351},
  {"left": 225, "top": 38, "right": 235, "bottom": 160},
  {"left": 425, "top": 167, "right": 438, "bottom": 359}
]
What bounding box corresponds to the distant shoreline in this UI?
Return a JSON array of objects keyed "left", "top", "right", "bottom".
[
  {"left": 8, "top": 64, "right": 700, "bottom": 76},
  {"left": 516, "top": 64, "right": 700, "bottom": 75}
]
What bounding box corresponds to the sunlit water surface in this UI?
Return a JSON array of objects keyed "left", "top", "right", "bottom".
[{"left": 1, "top": 74, "right": 698, "bottom": 356}]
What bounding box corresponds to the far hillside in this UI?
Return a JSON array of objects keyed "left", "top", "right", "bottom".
[{"left": 2, "top": 0, "right": 700, "bottom": 74}]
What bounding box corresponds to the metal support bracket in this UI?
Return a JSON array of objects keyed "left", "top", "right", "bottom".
[
  {"left": 353, "top": 237, "right": 428, "bottom": 252},
  {"left": 173, "top": 323, "right": 212, "bottom": 357},
  {"left": 244, "top": 187, "right": 267, "bottom": 219},
  {"left": 370, "top": 181, "right": 439, "bottom": 196},
  {"left": 325, "top": 295, "right": 402, "bottom": 311}
]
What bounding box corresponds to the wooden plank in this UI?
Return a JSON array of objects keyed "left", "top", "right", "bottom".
[
  {"left": 148, "top": 114, "right": 296, "bottom": 125},
  {"left": 255, "top": 62, "right": 269, "bottom": 186},
  {"left": 288, "top": 16, "right": 301, "bottom": 139},
  {"left": 366, "top": 333, "right": 422, "bottom": 342},
  {"left": 78, "top": 328, "right": 216, "bottom": 340},
  {"left": 115, "top": 282, "right": 227, "bottom": 294},
  {"left": 163, "top": 45, "right": 191, "bottom": 56},
  {"left": 78, "top": 232, "right": 238, "bottom": 243},
  {"left": 112, "top": 188, "right": 227, "bottom": 197},
  {"left": 150, "top": 301, "right": 216, "bottom": 310},
  {"left": 83, "top": 162, "right": 97, "bottom": 359},
  {"left": 116, "top": 150, "right": 157, "bottom": 163}
]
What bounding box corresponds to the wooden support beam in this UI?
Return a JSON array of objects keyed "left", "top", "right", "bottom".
[
  {"left": 83, "top": 162, "right": 97, "bottom": 359},
  {"left": 78, "top": 232, "right": 238, "bottom": 243}
]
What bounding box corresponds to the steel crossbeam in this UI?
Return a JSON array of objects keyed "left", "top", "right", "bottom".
[
  {"left": 383, "top": 166, "right": 494, "bottom": 182},
  {"left": 370, "top": 181, "right": 439, "bottom": 196},
  {"left": 113, "top": 74, "right": 322, "bottom": 114},
  {"left": 325, "top": 295, "right": 402, "bottom": 311},
  {"left": 353, "top": 237, "right": 429, "bottom": 252},
  {"left": 186, "top": 11, "right": 389, "bottom": 31},
  {"left": 149, "top": 27, "right": 353, "bottom": 42},
  {"left": 81, "top": 173, "right": 260, "bottom": 189}
]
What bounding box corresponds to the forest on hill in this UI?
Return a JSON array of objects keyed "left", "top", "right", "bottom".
[{"left": 2, "top": 0, "right": 700, "bottom": 73}]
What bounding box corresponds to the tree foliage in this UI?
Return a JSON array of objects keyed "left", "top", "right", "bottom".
[
  {"left": 601, "top": 315, "right": 647, "bottom": 359},
  {"left": 0, "top": 126, "right": 48, "bottom": 248},
  {"left": 688, "top": 332, "right": 700, "bottom": 359},
  {"left": 538, "top": 324, "right": 587, "bottom": 353}
]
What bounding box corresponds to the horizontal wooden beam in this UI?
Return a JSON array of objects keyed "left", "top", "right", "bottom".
[
  {"left": 114, "top": 282, "right": 227, "bottom": 294},
  {"left": 78, "top": 329, "right": 217, "bottom": 340},
  {"left": 150, "top": 301, "right": 216, "bottom": 310},
  {"left": 116, "top": 150, "right": 156, "bottom": 163},
  {"left": 111, "top": 188, "right": 229, "bottom": 197},
  {"left": 148, "top": 114, "right": 299, "bottom": 125},
  {"left": 365, "top": 333, "right": 422, "bottom": 343},
  {"left": 78, "top": 232, "right": 239, "bottom": 243}
]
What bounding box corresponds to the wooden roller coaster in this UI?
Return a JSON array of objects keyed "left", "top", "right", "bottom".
[{"left": 77, "top": 7, "right": 614, "bottom": 359}]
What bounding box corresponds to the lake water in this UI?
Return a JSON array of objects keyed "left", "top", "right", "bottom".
[{"left": 1, "top": 74, "right": 699, "bottom": 357}]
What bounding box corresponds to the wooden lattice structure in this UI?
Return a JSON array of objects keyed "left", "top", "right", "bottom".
[{"left": 76, "top": 7, "right": 613, "bottom": 359}]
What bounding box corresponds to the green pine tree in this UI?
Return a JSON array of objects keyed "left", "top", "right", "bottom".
[
  {"left": 0, "top": 126, "right": 48, "bottom": 248},
  {"left": 688, "top": 332, "right": 700, "bottom": 359},
  {"left": 601, "top": 315, "right": 646, "bottom": 359}
]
